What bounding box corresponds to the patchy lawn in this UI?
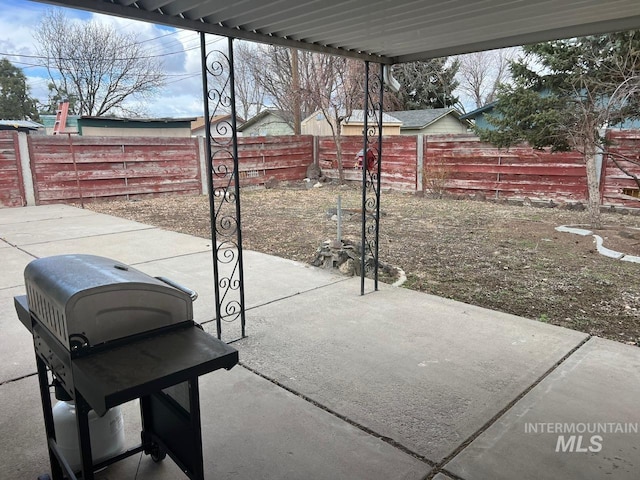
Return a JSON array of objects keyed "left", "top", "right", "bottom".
[{"left": 84, "top": 185, "right": 640, "bottom": 345}]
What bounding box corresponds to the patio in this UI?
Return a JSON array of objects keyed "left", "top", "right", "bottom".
[{"left": 1, "top": 204, "right": 638, "bottom": 479}]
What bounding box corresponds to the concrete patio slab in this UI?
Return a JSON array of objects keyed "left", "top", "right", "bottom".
[
  {"left": 433, "top": 474, "right": 456, "bottom": 480},
  {"left": 0, "top": 287, "right": 37, "bottom": 383},
  {"left": 0, "top": 212, "right": 152, "bottom": 246},
  {"left": 136, "top": 250, "right": 347, "bottom": 327},
  {"left": 108, "top": 366, "right": 429, "bottom": 480},
  {"left": 0, "top": 247, "right": 35, "bottom": 289},
  {"left": 22, "top": 228, "right": 213, "bottom": 266},
  {"left": 445, "top": 337, "right": 640, "bottom": 480},
  {"left": 0, "top": 376, "right": 49, "bottom": 480},
  {"left": 237, "top": 278, "right": 588, "bottom": 463},
  {"left": 3, "top": 203, "right": 638, "bottom": 480},
  {"left": 0, "top": 204, "right": 92, "bottom": 225},
  {"left": 2, "top": 367, "right": 430, "bottom": 480}
]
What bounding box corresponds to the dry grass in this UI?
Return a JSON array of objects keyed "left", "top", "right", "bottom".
[{"left": 84, "top": 184, "right": 640, "bottom": 345}]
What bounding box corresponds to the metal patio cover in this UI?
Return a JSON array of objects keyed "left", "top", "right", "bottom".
[{"left": 35, "top": 0, "right": 640, "bottom": 63}]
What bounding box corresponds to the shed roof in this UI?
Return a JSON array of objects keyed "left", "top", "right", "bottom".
[
  {"left": 344, "top": 110, "right": 402, "bottom": 125},
  {"left": 30, "top": 1, "right": 640, "bottom": 64},
  {"left": 389, "top": 109, "right": 466, "bottom": 129},
  {"left": 0, "top": 120, "right": 44, "bottom": 131},
  {"left": 79, "top": 116, "right": 196, "bottom": 123}
]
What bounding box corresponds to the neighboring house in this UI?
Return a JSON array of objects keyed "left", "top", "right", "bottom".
[
  {"left": 77, "top": 116, "right": 195, "bottom": 137},
  {"left": 191, "top": 114, "right": 246, "bottom": 137},
  {"left": 0, "top": 120, "right": 45, "bottom": 134},
  {"left": 389, "top": 108, "right": 470, "bottom": 135},
  {"left": 40, "top": 114, "right": 81, "bottom": 135},
  {"left": 461, "top": 100, "right": 640, "bottom": 131},
  {"left": 301, "top": 109, "right": 402, "bottom": 136},
  {"left": 238, "top": 110, "right": 294, "bottom": 136},
  {"left": 459, "top": 102, "right": 498, "bottom": 131}
]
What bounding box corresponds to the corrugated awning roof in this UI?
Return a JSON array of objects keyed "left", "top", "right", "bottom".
[{"left": 32, "top": 0, "right": 640, "bottom": 64}]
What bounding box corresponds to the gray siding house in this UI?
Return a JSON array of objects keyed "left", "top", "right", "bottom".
[
  {"left": 389, "top": 108, "right": 469, "bottom": 135},
  {"left": 238, "top": 110, "right": 294, "bottom": 136}
]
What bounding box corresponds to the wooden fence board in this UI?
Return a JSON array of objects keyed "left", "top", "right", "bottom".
[
  {"left": 601, "top": 130, "right": 640, "bottom": 207},
  {"left": 0, "top": 131, "right": 25, "bottom": 207},
  {"left": 423, "top": 135, "right": 588, "bottom": 201},
  {"left": 319, "top": 135, "right": 417, "bottom": 189},
  {"left": 29, "top": 136, "right": 202, "bottom": 203}
]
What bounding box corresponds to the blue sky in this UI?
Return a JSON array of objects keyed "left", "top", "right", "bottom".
[{"left": 0, "top": 0, "right": 216, "bottom": 118}]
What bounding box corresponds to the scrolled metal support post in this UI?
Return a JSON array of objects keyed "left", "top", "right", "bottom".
[
  {"left": 361, "top": 61, "right": 370, "bottom": 296},
  {"left": 200, "top": 33, "right": 246, "bottom": 342},
  {"left": 374, "top": 63, "right": 384, "bottom": 290},
  {"left": 360, "top": 61, "right": 384, "bottom": 295}
]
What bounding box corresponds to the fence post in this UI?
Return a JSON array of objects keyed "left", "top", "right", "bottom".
[
  {"left": 313, "top": 135, "right": 319, "bottom": 166},
  {"left": 17, "top": 132, "right": 36, "bottom": 206},
  {"left": 416, "top": 134, "right": 424, "bottom": 193},
  {"left": 197, "top": 136, "right": 208, "bottom": 195}
]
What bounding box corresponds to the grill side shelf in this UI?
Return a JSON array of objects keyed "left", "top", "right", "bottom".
[
  {"left": 14, "top": 295, "right": 32, "bottom": 332},
  {"left": 71, "top": 326, "right": 239, "bottom": 416}
]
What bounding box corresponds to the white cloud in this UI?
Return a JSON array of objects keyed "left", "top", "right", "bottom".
[{"left": 0, "top": 0, "right": 222, "bottom": 118}]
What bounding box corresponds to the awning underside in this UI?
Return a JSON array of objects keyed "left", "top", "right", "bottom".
[{"left": 35, "top": 0, "right": 640, "bottom": 63}]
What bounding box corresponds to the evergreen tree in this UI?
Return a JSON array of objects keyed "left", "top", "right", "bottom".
[
  {"left": 0, "top": 58, "right": 39, "bottom": 121},
  {"left": 479, "top": 31, "right": 640, "bottom": 227},
  {"left": 39, "top": 83, "right": 80, "bottom": 115},
  {"left": 391, "top": 58, "right": 460, "bottom": 110}
]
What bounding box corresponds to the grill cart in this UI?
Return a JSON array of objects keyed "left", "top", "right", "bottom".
[{"left": 15, "top": 254, "right": 239, "bottom": 480}]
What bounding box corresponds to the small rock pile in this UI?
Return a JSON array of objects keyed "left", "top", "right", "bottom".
[
  {"left": 304, "top": 163, "right": 330, "bottom": 189},
  {"left": 312, "top": 239, "right": 362, "bottom": 275},
  {"left": 311, "top": 238, "right": 402, "bottom": 282}
]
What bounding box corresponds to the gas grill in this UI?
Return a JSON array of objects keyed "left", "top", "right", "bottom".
[{"left": 15, "top": 254, "right": 239, "bottom": 480}]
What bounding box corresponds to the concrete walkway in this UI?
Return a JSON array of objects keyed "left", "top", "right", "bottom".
[{"left": 1, "top": 204, "right": 639, "bottom": 480}]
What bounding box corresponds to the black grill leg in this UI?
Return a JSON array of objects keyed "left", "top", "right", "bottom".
[{"left": 36, "top": 357, "right": 64, "bottom": 480}]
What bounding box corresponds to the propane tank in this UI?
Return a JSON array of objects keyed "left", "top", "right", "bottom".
[{"left": 52, "top": 400, "right": 126, "bottom": 472}]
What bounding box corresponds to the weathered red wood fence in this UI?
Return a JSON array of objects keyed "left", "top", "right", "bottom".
[
  {"left": 29, "top": 136, "right": 202, "bottom": 204},
  {"left": 214, "top": 135, "right": 313, "bottom": 188},
  {"left": 601, "top": 130, "right": 640, "bottom": 207},
  {"left": 1, "top": 131, "right": 640, "bottom": 208},
  {"left": 0, "top": 131, "right": 26, "bottom": 207},
  {"left": 424, "top": 135, "right": 587, "bottom": 201},
  {"left": 0, "top": 134, "right": 314, "bottom": 206},
  {"left": 318, "top": 136, "right": 418, "bottom": 190}
]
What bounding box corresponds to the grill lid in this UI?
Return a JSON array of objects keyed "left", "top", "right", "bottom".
[{"left": 24, "top": 254, "right": 194, "bottom": 352}]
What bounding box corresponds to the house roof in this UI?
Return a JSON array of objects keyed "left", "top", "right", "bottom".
[
  {"left": 34, "top": 1, "right": 640, "bottom": 64},
  {"left": 238, "top": 110, "right": 290, "bottom": 131},
  {"left": 389, "top": 108, "right": 466, "bottom": 129},
  {"left": 460, "top": 102, "right": 498, "bottom": 120}
]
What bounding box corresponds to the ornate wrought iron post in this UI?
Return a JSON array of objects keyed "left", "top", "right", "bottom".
[
  {"left": 360, "top": 61, "right": 384, "bottom": 295},
  {"left": 200, "top": 33, "right": 246, "bottom": 342}
]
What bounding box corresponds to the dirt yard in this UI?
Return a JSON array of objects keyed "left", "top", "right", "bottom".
[{"left": 84, "top": 185, "right": 640, "bottom": 345}]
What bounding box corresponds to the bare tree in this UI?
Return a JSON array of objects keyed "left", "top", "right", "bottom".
[
  {"left": 243, "top": 45, "right": 321, "bottom": 132},
  {"left": 206, "top": 41, "right": 266, "bottom": 121},
  {"left": 33, "top": 10, "right": 165, "bottom": 117},
  {"left": 303, "top": 55, "right": 365, "bottom": 183},
  {"left": 456, "top": 48, "right": 518, "bottom": 110},
  {"left": 236, "top": 45, "right": 371, "bottom": 182}
]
